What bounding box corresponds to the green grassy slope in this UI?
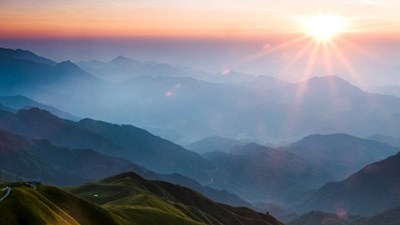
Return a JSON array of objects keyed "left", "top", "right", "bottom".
[
  {"left": 0, "top": 183, "right": 121, "bottom": 225},
  {"left": 0, "top": 173, "right": 283, "bottom": 225},
  {"left": 68, "top": 172, "right": 284, "bottom": 225}
]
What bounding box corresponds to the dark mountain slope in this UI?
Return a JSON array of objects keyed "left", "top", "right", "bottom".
[
  {"left": 0, "top": 47, "right": 57, "bottom": 65},
  {"left": 0, "top": 108, "right": 214, "bottom": 182},
  {"left": 77, "top": 119, "right": 214, "bottom": 180},
  {"left": 0, "top": 95, "right": 79, "bottom": 121},
  {"left": 0, "top": 129, "right": 147, "bottom": 186},
  {"left": 303, "top": 152, "right": 400, "bottom": 216},
  {"left": 367, "top": 134, "right": 400, "bottom": 148},
  {"left": 287, "top": 211, "right": 366, "bottom": 225},
  {"left": 0, "top": 128, "right": 249, "bottom": 207},
  {"left": 203, "top": 143, "right": 333, "bottom": 201},
  {"left": 186, "top": 136, "right": 246, "bottom": 154},
  {"left": 284, "top": 133, "right": 399, "bottom": 180},
  {"left": 68, "top": 172, "right": 284, "bottom": 225}
]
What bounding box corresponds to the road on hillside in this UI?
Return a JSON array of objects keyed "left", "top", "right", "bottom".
[{"left": 0, "top": 187, "right": 11, "bottom": 202}]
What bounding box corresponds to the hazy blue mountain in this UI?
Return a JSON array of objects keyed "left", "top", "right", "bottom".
[
  {"left": 0, "top": 48, "right": 113, "bottom": 119},
  {"left": 203, "top": 143, "right": 333, "bottom": 202},
  {"left": 0, "top": 129, "right": 145, "bottom": 186},
  {"left": 367, "top": 134, "right": 400, "bottom": 148},
  {"left": 288, "top": 206, "right": 400, "bottom": 225},
  {"left": 283, "top": 133, "right": 400, "bottom": 180},
  {"left": 4, "top": 47, "right": 400, "bottom": 145},
  {"left": 0, "top": 103, "right": 13, "bottom": 112},
  {"left": 287, "top": 211, "right": 365, "bottom": 225},
  {"left": 0, "top": 47, "right": 57, "bottom": 66},
  {"left": 114, "top": 74, "right": 400, "bottom": 144},
  {"left": 77, "top": 55, "right": 209, "bottom": 83},
  {"left": 0, "top": 108, "right": 214, "bottom": 183},
  {"left": 0, "top": 95, "right": 79, "bottom": 121},
  {"left": 302, "top": 152, "right": 400, "bottom": 216},
  {"left": 186, "top": 135, "right": 247, "bottom": 153},
  {"left": 0, "top": 128, "right": 248, "bottom": 207},
  {"left": 76, "top": 118, "right": 215, "bottom": 182}
]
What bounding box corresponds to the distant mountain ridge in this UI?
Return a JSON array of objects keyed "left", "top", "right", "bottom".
[
  {"left": 0, "top": 47, "right": 57, "bottom": 65},
  {"left": 203, "top": 143, "right": 333, "bottom": 201},
  {"left": 3, "top": 47, "right": 400, "bottom": 144},
  {"left": 283, "top": 133, "right": 400, "bottom": 180},
  {"left": 77, "top": 55, "right": 255, "bottom": 84},
  {"left": 301, "top": 151, "right": 400, "bottom": 215},
  {"left": 0, "top": 128, "right": 249, "bottom": 207},
  {"left": 0, "top": 95, "right": 79, "bottom": 121},
  {"left": 186, "top": 135, "right": 247, "bottom": 153},
  {"left": 0, "top": 107, "right": 214, "bottom": 183}
]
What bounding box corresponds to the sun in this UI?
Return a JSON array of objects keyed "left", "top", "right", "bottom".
[{"left": 302, "top": 15, "right": 347, "bottom": 40}]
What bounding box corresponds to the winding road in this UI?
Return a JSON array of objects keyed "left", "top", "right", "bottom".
[{"left": 0, "top": 187, "right": 11, "bottom": 202}]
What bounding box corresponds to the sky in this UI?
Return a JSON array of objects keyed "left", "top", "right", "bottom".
[
  {"left": 1, "top": 0, "right": 400, "bottom": 86},
  {"left": 1, "top": 0, "right": 400, "bottom": 38}
]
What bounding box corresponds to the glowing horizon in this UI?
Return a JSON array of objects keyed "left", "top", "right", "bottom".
[{"left": 1, "top": 0, "right": 400, "bottom": 39}]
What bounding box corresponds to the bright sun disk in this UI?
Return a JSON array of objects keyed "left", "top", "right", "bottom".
[{"left": 303, "top": 15, "right": 346, "bottom": 40}]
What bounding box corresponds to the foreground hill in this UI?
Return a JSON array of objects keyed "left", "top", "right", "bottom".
[
  {"left": 302, "top": 152, "right": 400, "bottom": 216},
  {"left": 284, "top": 133, "right": 400, "bottom": 180},
  {"left": 0, "top": 173, "right": 285, "bottom": 225},
  {"left": 67, "top": 172, "right": 284, "bottom": 225}
]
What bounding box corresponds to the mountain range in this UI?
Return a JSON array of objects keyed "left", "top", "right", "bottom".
[
  {"left": 300, "top": 151, "right": 400, "bottom": 216},
  {"left": 0, "top": 107, "right": 214, "bottom": 183},
  {"left": 283, "top": 133, "right": 400, "bottom": 180},
  {"left": 3, "top": 47, "right": 400, "bottom": 145},
  {"left": 0, "top": 172, "right": 284, "bottom": 225}
]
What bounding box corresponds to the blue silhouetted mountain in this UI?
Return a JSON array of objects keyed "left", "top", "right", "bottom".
[
  {"left": 76, "top": 118, "right": 215, "bottom": 182},
  {"left": 283, "top": 133, "right": 400, "bottom": 180},
  {"left": 0, "top": 129, "right": 249, "bottom": 207},
  {"left": 0, "top": 129, "right": 147, "bottom": 186},
  {"left": 302, "top": 151, "right": 400, "bottom": 216},
  {"left": 116, "top": 74, "right": 400, "bottom": 144},
  {"left": 0, "top": 95, "right": 79, "bottom": 121},
  {"left": 0, "top": 47, "right": 57, "bottom": 65},
  {"left": 288, "top": 205, "right": 400, "bottom": 225},
  {"left": 186, "top": 135, "right": 248, "bottom": 154},
  {"left": 203, "top": 143, "right": 333, "bottom": 201},
  {"left": 0, "top": 103, "right": 13, "bottom": 112},
  {"left": 287, "top": 211, "right": 366, "bottom": 225},
  {"left": 0, "top": 108, "right": 214, "bottom": 183},
  {"left": 367, "top": 134, "right": 400, "bottom": 148},
  {"left": 76, "top": 55, "right": 253, "bottom": 83}
]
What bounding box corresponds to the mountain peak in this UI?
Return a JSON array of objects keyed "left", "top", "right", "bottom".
[
  {"left": 110, "top": 55, "right": 131, "bottom": 63},
  {"left": 0, "top": 47, "right": 57, "bottom": 65}
]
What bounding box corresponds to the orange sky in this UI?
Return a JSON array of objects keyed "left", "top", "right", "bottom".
[{"left": 1, "top": 0, "right": 400, "bottom": 39}]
